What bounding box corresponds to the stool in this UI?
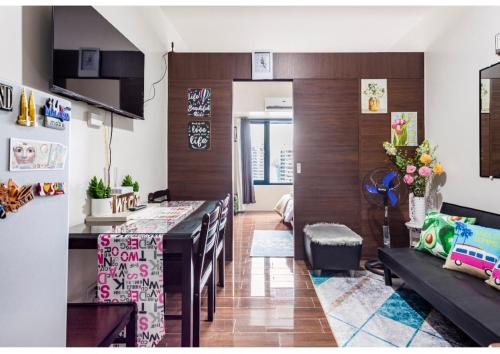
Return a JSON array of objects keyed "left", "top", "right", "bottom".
[{"left": 304, "top": 223, "right": 362, "bottom": 275}]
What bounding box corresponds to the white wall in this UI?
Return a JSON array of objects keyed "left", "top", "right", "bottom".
[
  {"left": 425, "top": 7, "right": 500, "bottom": 213},
  {"left": 233, "top": 82, "right": 293, "bottom": 211},
  {"left": 0, "top": 7, "right": 22, "bottom": 82}
]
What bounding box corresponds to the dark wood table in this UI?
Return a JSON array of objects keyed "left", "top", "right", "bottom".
[
  {"left": 68, "top": 200, "right": 218, "bottom": 347},
  {"left": 67, "top": 303, "right": 137, "bottom": 347}
]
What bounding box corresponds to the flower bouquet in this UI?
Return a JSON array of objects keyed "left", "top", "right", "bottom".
[{"left": 383, "top": 140, "right": 444, "bottom": 223}]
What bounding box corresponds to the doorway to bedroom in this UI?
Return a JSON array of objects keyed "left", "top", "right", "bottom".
[{"left": 232, "top": 81, "right": 294, "bottom": 258}]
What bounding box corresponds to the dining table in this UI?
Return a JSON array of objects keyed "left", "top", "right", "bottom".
[{"left": 68, "top": 200, "right": 219, "bottom": 347}]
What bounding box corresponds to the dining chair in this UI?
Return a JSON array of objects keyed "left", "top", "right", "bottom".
[
  {"left": 164, "top": 203, "right": 221, "bottom": 347},
  {"left": 215, "top": 194, "right": 230, "bottom": 289},
  {"left": 148, "top": 188, "right": 171, "bottom": 203}
]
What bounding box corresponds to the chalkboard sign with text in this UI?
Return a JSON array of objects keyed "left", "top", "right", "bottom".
[
  {"left": 188, "top": 121, "right": 211, "bottom": 150},
  {"left": 187, "top": 88, "right": 211, "bottom": 117}
]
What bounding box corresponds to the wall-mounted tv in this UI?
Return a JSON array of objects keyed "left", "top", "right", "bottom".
[{"left": 50, "top": 6, "right": 145, "bottom": 120}]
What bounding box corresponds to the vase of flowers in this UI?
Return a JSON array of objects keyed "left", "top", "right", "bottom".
[
  {"left": 383, "top": 140, "right": 444, "bottom": 224},
  {"left": 363, "top": 82, "right": 385, "bottom": 112}
]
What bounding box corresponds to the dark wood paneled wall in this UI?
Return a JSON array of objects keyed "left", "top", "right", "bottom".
[
  {"left": 294, "top": 80, "right": 361, "bottom": 255},
  {"left": 168, "top": 52, "right": 424, "bottom": 260}
]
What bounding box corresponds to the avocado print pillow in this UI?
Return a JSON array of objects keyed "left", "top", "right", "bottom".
[
  {"left": 416, "top": 210, "right": 476, "bottom": 259},
  {"left": 486, "top": 260, "right": 500, "bottom": 291},
  {"left": 444, "top": 222, "right": 500, "bottom": 279}
]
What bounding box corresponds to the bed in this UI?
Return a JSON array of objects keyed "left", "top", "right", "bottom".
[{"left": 273, "top": 192, "right": 294, "bottom": 227}]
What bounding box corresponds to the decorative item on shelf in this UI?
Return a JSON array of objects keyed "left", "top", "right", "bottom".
[
  {"left": 361, "top": 79, "right": 387, "bottom": 114},
  {"left": 252, "top": 50, "right": 273, "bottom": 80},
  {"left": 28, "top": 91, "right": 37, "bottom": 127},
  {"left": 10, "top": 138, "right": 67, "bottom": 171},
  {"left": 112, "top": 192, "right": 139, "bottom": 213},
  {"left": 43, "top": 98, "right": 71, "bottom": 130},
  {"left": 17, "top": 88, "right": 29, "bottom": 126},
  {"left": 0, "top": 179, "right": 34, "bottom": 213},
  {"left": 187, "top": 88, "right": 211, "bottom": 117},
  {"left": 188, "top": 121, "right": 211, "bottom": 150},
  {"left": 383, "top": 139, "right": 444, "bottom": 224},
  {"left": 0, "top": 82, "right": 13, "bottom": 111},
  {"left": 87, "top": 176, "right": 113, "bottom": 216},
  {"left": 391, "top": 112, "right": 417, "bottom": 147},
  {"left": 35, "top": 182, "right": 65, "bottom": 196}
]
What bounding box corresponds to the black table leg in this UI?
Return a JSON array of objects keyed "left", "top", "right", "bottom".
[{"left": 181, "top": 242, "right": 194, "bottom": 347}]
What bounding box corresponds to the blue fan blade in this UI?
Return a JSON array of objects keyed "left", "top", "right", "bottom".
[
  {"left": 365, "top": 184, "right": 378, "bottom": 194},
  {"left": 387, "top": 190, "right": 398, "bottom": 207},
  {"left": 382, "top": 171, "right": 398, "bottom": 188}
]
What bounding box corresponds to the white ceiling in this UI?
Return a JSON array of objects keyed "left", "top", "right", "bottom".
[{"left": 161, "top": 6, "right": 466, "bottom": 52}]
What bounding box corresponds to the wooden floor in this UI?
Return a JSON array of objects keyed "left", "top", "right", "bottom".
[{"left": 161, "top": 212, "right": 337, "bottom": 347}]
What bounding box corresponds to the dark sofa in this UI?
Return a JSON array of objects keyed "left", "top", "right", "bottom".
[{"left": 379, "top": 202, "right": 500, "bottom": 347}]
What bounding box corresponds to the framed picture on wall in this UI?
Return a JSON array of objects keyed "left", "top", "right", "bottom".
[
  {"left": 481, "top": 78, "right": 490, "bottom": 114},
  {"left": 78, "top": 48, "right": 100, "bottom": 78},
  {"left": 187, "top": 88, "right": 211, "bottom": 117},
  {"left": 252, "top": 51, "right": 273, "bottom": 80},
  {"left": 188, "top": 121, "right": 211, "bottom": 150},
  {"left": 361, "top": 79, "right": 387, "bottom": 114},
  {"left": 391, "top": 112, "right": 417, "bottom": 147}
]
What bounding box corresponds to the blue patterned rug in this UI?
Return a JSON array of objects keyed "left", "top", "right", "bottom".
[
  {"left": 250, "top": 230, "right": 294, "bottom": 257},
  {"left": 310, "top": 271, "right": 476, "bottom": 347}
]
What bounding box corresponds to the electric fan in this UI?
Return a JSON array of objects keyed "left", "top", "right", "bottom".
[{"left": 362, "top": 168, "right": 407, "bottom": 276}]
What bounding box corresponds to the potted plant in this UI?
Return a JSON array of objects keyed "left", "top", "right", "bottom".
[
  {"left": 363, "top": 82, "right": 385, "bottom": 112},
  {"left": 87, "top": 176, "right": 112, "bottom": 216},
  {"left": 121, "top": 175, "right": 135, "bottom": 194},
  {"left": 383, "top": 140, "right": 444, "bottom": 224}
]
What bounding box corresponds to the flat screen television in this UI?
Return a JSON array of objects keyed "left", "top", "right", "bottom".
[{"left": 50, "top": 6, "right": 145, "bottom": 120}]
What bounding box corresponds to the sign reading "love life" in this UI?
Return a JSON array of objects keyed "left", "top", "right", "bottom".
[
  {"left": 0, "top": 82, "right": 13, "bottom": 111},
  {"left": 188, "top": 121, "right": 211, "bottom": 150}
]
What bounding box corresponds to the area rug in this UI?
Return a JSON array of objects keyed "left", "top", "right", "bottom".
[
  {"left": 250, "top": 230, "right": 294, "bottom": 257},
  {"left": 310, "top": 271, "right": 476, "bottom": 347}
]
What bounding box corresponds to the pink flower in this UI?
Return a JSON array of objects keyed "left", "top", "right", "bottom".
[
  {"left": 396, "top": 126, "right": 402, "bottom": 135},
  {"left": 418, "top": 166, "right": 431, "bottom": 177},
  {"left": 406, "top": 165, "right": 416, "bottom": 174},
  {"left": 403, "top": 174, "right": 414, "bottom": 185},
  {"left": 391, "top": 122, "right": 398, "bottom": 129}
]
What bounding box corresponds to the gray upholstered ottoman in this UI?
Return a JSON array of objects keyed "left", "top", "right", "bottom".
[{"left": 304, "top": 223, "right": 363, "bottom": 275}]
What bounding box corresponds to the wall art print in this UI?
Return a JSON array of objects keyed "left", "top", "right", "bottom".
[
  {"left": 391, "top": 112, "right": 417, "bottom": 147},
  {"left": 10, "top": 138, "right": 67, "bottom": 171},
  {"left": 97, "top": 233, "right": 165, "bottom": 347},
  {"left": 187, "top": 88, "right": 211, "bottom": 117},
  {"left": 481, "top": 78, "right": 490, "bottom": 114},
  {"left": 188, "top": 121, "right": 211, "bottom": 150},
  {"left": 361, "top": 79, "right": 387, "bottom": 114}
]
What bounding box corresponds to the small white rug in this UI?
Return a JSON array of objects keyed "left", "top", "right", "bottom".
[{"left": 250, "top": 230, "right": 294, "bottom": 257}]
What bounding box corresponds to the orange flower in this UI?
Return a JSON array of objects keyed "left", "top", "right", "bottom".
[
  {"left": 420, "top": 153, "right": 432, "bottom": 165},
  {"left": 433, "top": 163, "right": 444, "bottom": 175}
]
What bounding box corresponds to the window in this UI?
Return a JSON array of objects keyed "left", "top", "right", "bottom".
[
  {"left": 456, "top": 248, "right": 467, "bottom": 254},
  {"left": 250, "top": 120, "right": 293, "bottom": 185},
  {"left": 486, "top": 256, "right": 496, "bottom": 262}
]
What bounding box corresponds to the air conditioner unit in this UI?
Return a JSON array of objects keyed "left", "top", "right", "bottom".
[{"left": 265, "top": 97, "right": 293, "bottom": 112}]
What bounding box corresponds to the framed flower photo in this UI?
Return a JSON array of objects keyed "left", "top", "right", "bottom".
[
  {"left": 391, "top": 112, "right": 417, "bottom": 147},
  {"left": 361, "top": 79, "right": 387, "bottom": 114}
]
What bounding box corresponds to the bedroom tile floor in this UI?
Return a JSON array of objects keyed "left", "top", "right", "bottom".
[{"left": 161, "top": 212, "right": 337, "bottom": 347}]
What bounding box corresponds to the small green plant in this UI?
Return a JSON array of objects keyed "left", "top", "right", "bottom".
[
  {"left": 87, "top": 176, "right": 112, "bottom": 199},
  {"left": 122, "top": 175, "right": 139, "bottom": 193},
  {"left": 122, "top": 175, "right": 134, "bottom": 187}
]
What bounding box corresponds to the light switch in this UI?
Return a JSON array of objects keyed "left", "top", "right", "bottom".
[{"left": 297, "top": 163, "right": 301, "bottom": 174}]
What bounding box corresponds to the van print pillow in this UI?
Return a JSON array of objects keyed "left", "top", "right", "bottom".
[
  {"left": 416, "top": 210, "right": 476, "bottom": 259},
  {"left": 486, "top": 260, "right": 500, "bottom": 291},
  {"left": 444, "top": 222, "right": 500, "bottom": 279}
]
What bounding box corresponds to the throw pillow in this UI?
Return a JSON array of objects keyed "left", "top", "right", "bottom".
[
  {"left": 444, "top": 222, "right": 500, "bottom": 279},
  {"left": 415, "top": 210, "right": 476, "bottom": 259},
  {"left": 485, "top": 260, "right": 500, "bottom": 291}
]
